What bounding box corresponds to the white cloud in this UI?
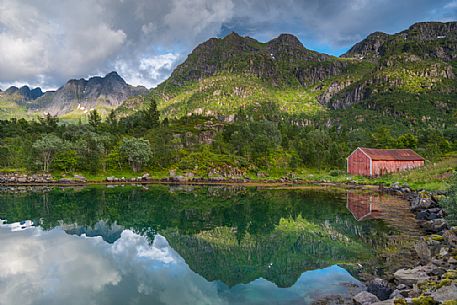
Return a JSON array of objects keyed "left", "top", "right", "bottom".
[
  {"left": 115, "top": 53, "right": 180, "bottom": 88},
  {"left": 0, "top": 0, "right": 452, "bottom": 90},
  {"left": 0, "top": 222, "right": 362, "bottom": 304}
]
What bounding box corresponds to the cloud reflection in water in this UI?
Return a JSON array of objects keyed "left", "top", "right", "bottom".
[{"left": 0, "top": 222, "right": 361, "bottom": 305}]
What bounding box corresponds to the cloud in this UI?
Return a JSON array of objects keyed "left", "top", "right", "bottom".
[
  {"left": 0, "top": 0, "right": 454, "bottom": 90},
  {"left": 0, "top": 223, "right": 362, "bottom": 305}
]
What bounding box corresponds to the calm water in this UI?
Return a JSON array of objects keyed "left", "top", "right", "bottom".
[{"left": 0, "top": 185, "right": 419, "bottom": 305}]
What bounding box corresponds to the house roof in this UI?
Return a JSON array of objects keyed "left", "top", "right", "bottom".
[{"left": 358, "top": 147, "right": 425, "bottom": 161}]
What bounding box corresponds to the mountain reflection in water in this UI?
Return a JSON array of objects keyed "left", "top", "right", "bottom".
[{"left": 0, "top": 185, "right": 420, "bottom": 305}]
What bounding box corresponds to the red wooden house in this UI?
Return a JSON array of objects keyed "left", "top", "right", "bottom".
[{"left": 347, "top": 147, "right": 425, "bottom": 177}]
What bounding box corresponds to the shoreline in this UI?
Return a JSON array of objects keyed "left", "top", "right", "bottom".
[{"left": 1, "top": 177, "right": 455, "bottom": 304}]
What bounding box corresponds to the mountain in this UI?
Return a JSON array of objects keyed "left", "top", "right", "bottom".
[
  {"left": 30, "top": 71, "right": 148, "bottom": 117},
  {"left": 153, "top": 32, "right": 354, "bottom": 118},
  {"left": 0, "top": 72, "right": 148, "bottom": 119},
  {"left": 3, "top": 85, "right": 44, "bottom": 101},
  {"left": 141, "top": 21, "right": 456, "bottom": 135},
  {"left": 342, "top": 22, "right": 457, "bottom": 61},
  {"left": 1, "top": 21, "right": 456, "bottom": 127}
]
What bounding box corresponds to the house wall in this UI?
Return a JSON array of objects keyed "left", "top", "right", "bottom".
[
  {"left": 347, "top": 149, "right": 371, "bottom": 176},
  {"left": 372, "top": 160, "right": 424, "bottom": 176}
]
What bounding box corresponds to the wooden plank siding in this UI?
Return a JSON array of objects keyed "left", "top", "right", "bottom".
[
  {"left": 347, "top": 147, "right": 425, "bottom": 177},
  {"left": 372, "top": 160, "right": 424, "bottom": 176},
  {"left": 347, "top": 148, "right": 371, "bottom": 176}
]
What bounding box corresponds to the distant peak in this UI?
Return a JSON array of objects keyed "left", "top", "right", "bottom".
[
  {"left": 224, "top": 32, "right": 242, "bottom": 39},
  {"left": 276, "top": 33, "right": 300, "bottom": 42},
  {"left": 106, "top": 71, "right": 120, "bottom": 77}
]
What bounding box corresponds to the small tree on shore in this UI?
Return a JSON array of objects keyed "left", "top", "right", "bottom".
[
  {"left": 88, "top": 110, "right": 102, "bottom": 128},
  {"left": 120, "top": 137, "right": 151, "bottom": 172},
  {"left": 32, "top": 134, "right": 63, "bottom": 172}
]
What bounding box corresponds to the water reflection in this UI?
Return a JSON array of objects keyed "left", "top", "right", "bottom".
[
  {"left": 0, "top": 222, "right": 361, "bottom": 305},
  {"left": 0, "top": 186, "right": 420, "bottom": 304}
]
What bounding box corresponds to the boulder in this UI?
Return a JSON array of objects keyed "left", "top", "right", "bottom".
[
  {"left": 17, "top": 177, "right": 27, "bottom": 183},
  {"left": 442, "top": 230, "right": 457, "bottom": 247},
  {"left": 430, "top": 284, "right": 457, "bottom": 302},
  {"left": 142, "top": 173, "right": 150, "bottom": 181},
  {"left": 394, "top": 267, "right": 430, "bottom": 286},
  {"left": 353, "top": 291, "right": 380, "bottom": 305},
  {"left": 420, "top": 219, "right": 448, "bottom": 234},
  {"left": 74, "top": 175, "right": 86, "bottom": 182},
  {"left": 411, "top": 196, "right": 435, "bottom": 211},
  {"left": 106, "top": 176, "right": 115, "bottom": 182},
  {"left": 58, "top": 178, "right": 72, "bottom": 184},
  {"left": 414, "top": 241, "right": 432, "bottom": 264},
  {"left": 366, "top": 278, "right": 393, "bottom": 301}
]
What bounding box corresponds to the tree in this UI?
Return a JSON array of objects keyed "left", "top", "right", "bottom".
[
  {"left": 53, "top": 149, "right": 78, "bottom": 173},
  {"left": 88, "top": 110, "right": 102, "bottom": 128},
  {"left": 120, "top": 137, "right": 151, "bottom": 172},
  {"left": 397, "top": 133, "right": 418, "bottom": 149},
  {"left": 32, "top": 134, "right": 63, "bottom": 172},
  {"left": 371, "top": 127, "right": 395, "bottom": 148},
  {"left": 106, "top": 110, "right": 118, "bottom": 129},
  {"left": 142, "top": 96, "right": 160, "bottom": 129}
]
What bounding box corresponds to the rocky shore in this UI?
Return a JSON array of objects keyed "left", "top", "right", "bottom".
[{"left": 350, "top": 183, "right": 457, "bottom": 305}]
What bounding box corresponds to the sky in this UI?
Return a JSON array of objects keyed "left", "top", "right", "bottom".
[
  {"left": 0, "top": 0, "right": 456, "bottom": 91},
  {"left": 0, "top": 222, "right": 360, "bottom": 305}
]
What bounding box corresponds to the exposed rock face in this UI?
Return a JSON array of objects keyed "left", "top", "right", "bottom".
[
  {"left": 166, "top": 32, "right": 346, "bottom": 88},
  {"left": 343, "top": 22, "right": 457, "bottom": 61},
  {"left": 3, "top": 85, "right": 44, "bottom": 102},
  {"left": 31, "top": 71, "right": 148, "bottom": 115},
  {"left": 341, "top": 32, "right": 390, "bottom": 60}
]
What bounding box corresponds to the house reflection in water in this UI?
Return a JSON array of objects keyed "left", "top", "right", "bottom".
[{"left": 346, "top": 192, "right": 383, "bottom": 221}]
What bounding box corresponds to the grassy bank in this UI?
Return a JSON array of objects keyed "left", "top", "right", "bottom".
[{"left": 1, "top": 154, "right": 456, "bottom": 191}]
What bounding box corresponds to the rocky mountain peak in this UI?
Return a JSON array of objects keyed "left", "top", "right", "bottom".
[
  {"left": 4, "top": 85, "right": 43, "bottom": 100},
  {"left": 404, "top": 21, "right": 457, "bottom": 40},
  {"left": 269, "top": 33, "right": 302, "bottom": 47},
  {"left": 341, "top": 31, "right": 390, "bottom": 60},
  {"left": 31, "top": 71, "right": 148, "bottom": 116}
]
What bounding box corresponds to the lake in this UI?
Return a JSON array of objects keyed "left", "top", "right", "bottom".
[{"left": 0, "top": 185, "right": 420, "bottom": 305}]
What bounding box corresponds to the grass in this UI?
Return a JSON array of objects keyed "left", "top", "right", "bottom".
[{"left": 300, "top": 154, "right": 457, "bottom": 191}]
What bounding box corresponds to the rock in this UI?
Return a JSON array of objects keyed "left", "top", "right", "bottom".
[
  {"left": 106, "top": 177, "right": 115, "bottom": 182},
  {"left": 353, "top": 291, "right": 380, "bottom": 305},
  {"left": 367, "top": 278, "right": 393, "bottom": 301},
  {"left": 420, "top": 219, "right": 448, "bottom": 234},
  {"left": 430, "top": 284, "right": 457, "bottom": 302},
  {"left": 410, "top": 193, "right": 436, "bottom": 211},
  {"left": 429, "top": 267, "right": 446, "bottom": 277},
  {"left": 17, "top": 177, "right": 27, "bottom": 183},
  {"left": 389, "top": 290, "right": 403, "bottom": 299},
  {"left": 414, "top": 241, "right": 432, "bottom": 264},
  {"left": 394, "top": 267, "right": 430, "bottom": 286},
  {"left": 73, "top": 175, "right": 86, "bottom": 182},
  {"left": 396, "top": 284, "right": 407, "bottom": 290},
  {"left": 175, "top": 176, "right": 187, "bottom": 182},
  {"left": 58, "top": 178, "right": 72, "bottom": 183},
  {"left": 448, "top": 256, "right": 457, "bottom": 264},
  {"left": 142, "top": 173, "right": 150, "bottom": 181},
  {"left": 391, "top": 182, "right": 401, "bottom": 190},
  {"left": 370, "top": 300, "right": 394, "bottom": 305},
  {"left": 442, "top": 230, "right": 457, "bottom": 247}
]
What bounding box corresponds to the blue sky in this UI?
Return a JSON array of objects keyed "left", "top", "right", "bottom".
[{"left": 0, "top": 0, "right": 456, "bottom": 90}]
